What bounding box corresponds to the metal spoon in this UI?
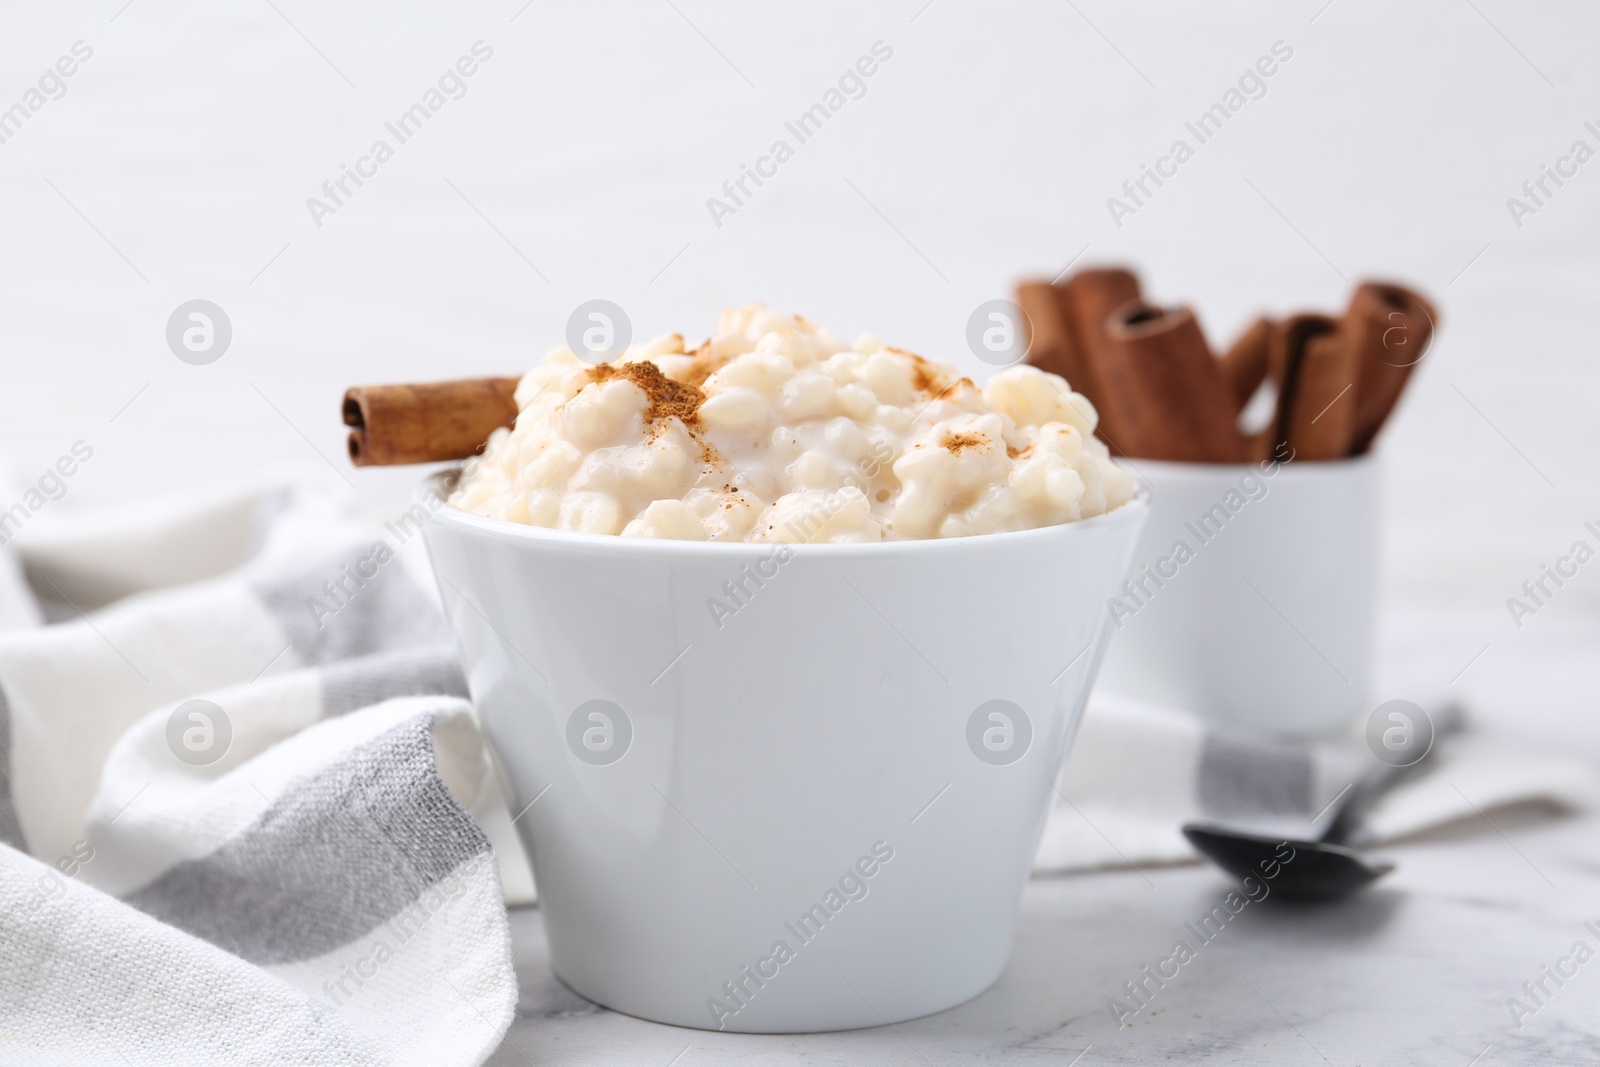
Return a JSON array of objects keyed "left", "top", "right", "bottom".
[{"left": 1182, "top": 706, "right": 1461, "bottom": 900}]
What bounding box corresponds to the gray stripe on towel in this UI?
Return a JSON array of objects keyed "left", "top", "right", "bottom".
[
  {"left": 1197, "top": 730, "right": 1312, "bottom": 820},
  {"left": 251, "top": 546, "right": 451, "bottom": 666},
  {"left": 124, "top": 713, "right": 489, "bottom": 966},
  {"left": 0, "top": 683, "right": 24, "bottom": 851},
  {"left": 320, "top": 646, "right": 467, "bottom": 718}
]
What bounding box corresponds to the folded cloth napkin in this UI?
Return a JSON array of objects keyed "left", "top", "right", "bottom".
[
  {"left": 0, "top": 475, "right": 522, "bottom": 1066},
  {"left": 3, "top": 473, "right": 1594, "bottom": 1064},
  {"left": 1043, "top": 692, "right": 1600, "bottom": 874}
]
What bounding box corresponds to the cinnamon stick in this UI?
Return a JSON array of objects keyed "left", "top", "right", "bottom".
[
  {"left": 1017, "top": 282, "right": 1084, "bottom": 394},
  {"left": 1056, "top": 269, "right": 1143, "bottom": 450},
  {"left": 1346, "top": 282, "right": 1437, "bottom": 455},
  {"left": 1103, "top": 302, "right": 1250, "bottom": 463},
  {"left": 1262, "top": 314, "right": 1342, "bottom": 461},
  {"left": 343, "top": 377, "right": 520, "bottom": 466},
  {"left": 1281, "top": 329, "right": 1362, "bottom": 460},
  {"left": 1219, "top": 317, "right": 1272, "bottom": 413}
]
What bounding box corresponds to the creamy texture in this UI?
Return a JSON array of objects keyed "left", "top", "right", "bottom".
[{"left": 449, "top": 305, "right": 1134, "bottom": 542}]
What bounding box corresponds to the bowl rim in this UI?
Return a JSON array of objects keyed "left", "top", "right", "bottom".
[{"left": 414, "top": 468, "right": 1149, "bottom": 558}]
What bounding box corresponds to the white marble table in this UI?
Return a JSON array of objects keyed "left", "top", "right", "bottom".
[{"left": 487, "top": 809, "right": 1600, "bottom": 1066}]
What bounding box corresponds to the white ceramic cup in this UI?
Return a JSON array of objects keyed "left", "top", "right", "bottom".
[
  {"left": 1094, "top": 455, "right": 1377, "bottom": 738},
  {"left": 421, "top": 478, "right": 1147, "bottom": 1032}
]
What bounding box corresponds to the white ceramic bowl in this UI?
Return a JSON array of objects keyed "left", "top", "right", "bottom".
[
  {"left": 421, "top": 477, "right": 1147, "bottom": 1032},
  {"left": 1095, "top": 456, "right": 1377, "bottom": 738}
]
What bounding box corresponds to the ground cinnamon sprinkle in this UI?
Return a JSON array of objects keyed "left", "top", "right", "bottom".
[
  {"left": 943, "top": 431, "right": 988, "bottom": 455},
  {"left": 589, "top": 361, "right": 704, "bottom": 427},
  {"left": 905, "top": 353, "right": 947, "bottom": 397},
  {"left": 889, "top": 347, "right": 971, "bottom": 401},
  {"left": 587, "top": 361, "right": 721, "bottom": 463}
]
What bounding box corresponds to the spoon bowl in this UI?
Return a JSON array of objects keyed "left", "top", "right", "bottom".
[{"left": 1182, "top": 823, "right": 1395, "bottom": 900}]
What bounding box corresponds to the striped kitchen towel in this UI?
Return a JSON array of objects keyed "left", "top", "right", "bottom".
[
  {"left": 0, "top": 474, "right": 525, "bottom": 1066},
  {"left": 1037, "top": 691, "right": 1600, "bottom": 873}
]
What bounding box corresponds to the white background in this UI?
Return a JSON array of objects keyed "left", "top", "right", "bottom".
[{"left": 2, "top": 2, "right": 1596, "bottom": 752}]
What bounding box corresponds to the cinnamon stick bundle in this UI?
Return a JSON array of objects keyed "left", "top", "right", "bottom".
[
  {"left": 1020, "top": 266, "right": 1436, "bottom": 464},
  {"left": 343, "top": 377, "right": 520, "bottom": 466}
]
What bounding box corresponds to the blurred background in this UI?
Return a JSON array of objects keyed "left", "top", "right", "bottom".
[{"left": 2, "top": 1, "right": 1595, "bottom": 751}]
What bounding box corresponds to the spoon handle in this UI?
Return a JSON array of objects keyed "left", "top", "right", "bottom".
[{"left": 1322, "top": 703, "right": 1464, "bottom": 846}]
